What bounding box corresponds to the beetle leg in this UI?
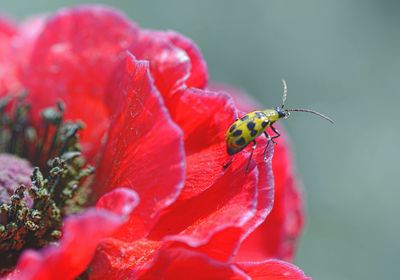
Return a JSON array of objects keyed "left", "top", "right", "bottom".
[
  {"left": 263, "top": 131, "right": 273, "bottom": 161},
  {"left": 270, "top": 125, "right": 281, "bottom": 144},
  {"left": 223, "top": 156, "right": 234, "bottom": 169},
  {"left": 263, "top": 126, "right": 281, "bottom": 161},
  {"left": 245, "top": 140, "right": 257, "bottom": 172}
]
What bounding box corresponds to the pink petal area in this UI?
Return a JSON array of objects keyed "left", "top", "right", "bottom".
[
  {"left": 137, "top": 247, "right": 248, "bottom": 280},
  {"left": 236, "top": 132, "right": 303, "bottom": 261},
  {"left": 95, "top": 53, "right": 185, "bottom": 240},
  {"left": 89, "top": 238, "right": 161, "bottom": 280},
  {"left": 145, "top": 87, "right": 275, "bottom": 262},
  {"left": 168, "top": 88, "right": 238, "bottom": 199},
  {"left": 210, "top": 83, "right": 304, "bottom": 261},
  {"left": 161, "top": 139, "right": 274, "bottom": 263},
  {"left": 164, "top": 226, "right": 243, "bottom": 262},
  {"left": 24, "top": 5, "right": 139, "bottom": 159},
  {"left": 26, "top": 5, "right": 138, "bottom": 100},
  {"left": 90, "top": 152, "right": 271, "bottom": 277},
  {"left": 0, "top": 16, "right": 21, "bottom": 96},
  {"left": 235, "top": 137, "right": 275, "bottom": 241},
  {"left": 171, "top": 88, "right": 236, "bottom": 153},
  {"left": 90, "top": 147, "right": 270, "bottom": 278},
  {"left": 181, "top": 142, "right": 229, "bottom": 199},
  {"left": 130, "top": 30, "right": 191, "bottom": 98},
  {"left": 236, "top": 259, "right": 311, "bottom": 280},
  {"left": 149, "top": 153, "right": 258, "bottom": 245},
  {"left": 96, "top": 187, "right": 140, "bottom": 216},
  {"left": 162, "top": 31, "right": 208, "bottom": 89},
  {"left": 0, "top": 16, "right": 16, "bottom": 37},
  {"left": 13, "top": 15, "right": 47, "bottom": 81}
]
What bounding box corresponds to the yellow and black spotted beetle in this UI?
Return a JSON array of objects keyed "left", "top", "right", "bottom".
[{"left": 225, "top": 80, "right": 334, "bottom": 171}]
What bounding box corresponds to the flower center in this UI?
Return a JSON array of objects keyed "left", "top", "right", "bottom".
[
  {"left": 0, "top": 96, "right": 94, "bottom": 273},
  {"left": 0, "top": 154, "right": 33, "bottom": 205}
]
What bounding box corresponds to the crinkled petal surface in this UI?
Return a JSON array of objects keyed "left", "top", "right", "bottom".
[
  {"left": 95, "top": 53, "right": 185, "bottom": 240},
  {"left": 163, "top": 226, "right": 244, "bottom": 263},
  {"left": 157, "top": 31, "right": 208, "bottom": 90},
  {"left": 236, "top": 259, "right": 311, "bottom": 280},
  {"left": 0, "top": 16, "right": 21, "bottom": 96},
  {"left": 237, "top": 136, "right": 304, "bottom": 261},
  {"left": 89, "top": 238, "right": 161, "bottom": 279},
  {"left": 146, "top": 87, "right": 275, "bottom": 265},
  {"left": 10, "top": 188, "right": 139, "bottom": 280},
  {"left": 149, "top": 154, "right": 258, "bottom": 242},
  {"left": 96, "top": 187, "right": 140, "bottom": 216},
  {"left": 129, "top": 30, "right": 191, "bottom": 98},
  {"left": 234, "top": 138, "right": 275, "bottom": 243},
  {"left": 128, "top": 30, "right": 207, "bottom": 100},
  {"left": 168, "top": 88, "right": 239, "bottom": 198},
  {"left": 162, "top": 139, "right": 274, "bottom": 264},
  {"left": 137, "top": 247, "right": 248, "bottom": 280},
  {"left": 214, "top": 83, "right": 304, "bottom": 261},
  {"left": 24, "top": 6, "right": 139, "bottom": 159},
  {"left": 13, "top": 15, "right": 47, "bottom": 80},
  {"left": 89, "top": 85, "right": 275, "bottom": 277},
  {"left": 88, "top": 152, "right": 270, "bottom": 278}
]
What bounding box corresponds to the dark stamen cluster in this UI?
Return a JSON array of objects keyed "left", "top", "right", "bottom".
[{"left": 0, "top": 95, "right": 94, "bottom": 272}]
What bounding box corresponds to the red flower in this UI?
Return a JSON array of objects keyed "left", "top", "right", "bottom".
[{"left": 0, "top": 5, "right": 309, "bottom": 279}]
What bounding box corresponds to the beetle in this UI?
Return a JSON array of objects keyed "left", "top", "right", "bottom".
[{"left": 224, "top": 80, "right": 334, "bottom": 171}]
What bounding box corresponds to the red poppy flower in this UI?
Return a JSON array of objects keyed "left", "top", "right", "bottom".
[{"left": 0, "top": 5, "right": 309, "bottom": 280}]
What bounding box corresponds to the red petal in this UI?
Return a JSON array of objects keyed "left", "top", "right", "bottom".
[
  {"left": 220, "top": 84, "right": 304, "bottom": 261},
  {"left": 96, "top": 187, "right": 140, "bottom": 216},
  {"left": 236, "top": 130, "right": 304, "bottom": 261},
  {"left": 137, "top": 247, "right": 247, "bottom": 280},
  {"left": 130, "top": 30, "right": 191, "bottom": 98},
  {"left": 171, "top": 88, "right": 236, "bottom": 153},
  {"left": 0, "top": 16, "right": 21, "bottom": 96},
  {"left": 26, "top": 5, "right": 138, "bottom": 100},
  {"left": 24, "top": 5, "right": 139, "bottom": 159},
  {"left": 13, "top": 15, "right": 47, "bottom": 81},
  {"left": 12, "top": 210, "right": 130, "bottom": 280},
  {"left": 168, "top": 88, "right": 238, "bottom": 199},
  {"left": 236, "top": 259, "right": 311, "bottom": 280},
  {"left": 163, "top": 31, "right": 208, "bottom": 89},
  {"left": 149, "top": 152, "right": 258, "bottom": 245},
  {"left": 89, "top": 238, "right": 161, "bottom": 280},
  {"left": 0, "top": 16, "right": 16, "bottom": 37},
  {"left": 95, "top": 53, "right": 185, "bottom": 239},
  {"left": 230, "top": 138, "right": 274, "bottom": 245},
  {"left": 145, "top": 87, "right": 275, "bottom": 263},
  {"left": 129, "top": 29, "right": 207, "bottom": 99},
  {"left": 83, "top": 188, "right": 144, "bottom": 279},
  {"left": 164, "top": 140, "right": 274, "bottom": 264},
  {"left": 164, "top": 226, "right": 243, "bottom": 262}
]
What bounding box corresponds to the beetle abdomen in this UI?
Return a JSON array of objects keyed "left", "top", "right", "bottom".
[{"left": 225, "top": 111, "right": 270, "bottom": 155}]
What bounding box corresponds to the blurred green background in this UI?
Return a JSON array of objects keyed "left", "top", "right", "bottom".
[{"left": 2, "top": 1, "right": 398, "bottom": 279}]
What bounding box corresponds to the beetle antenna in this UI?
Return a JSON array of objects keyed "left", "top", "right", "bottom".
[
  {"left": 281, "top": 79, "right": 288, "bottom": 108},
  {"left": 285, "top": 108, "right": 334, "bottom": 124}
]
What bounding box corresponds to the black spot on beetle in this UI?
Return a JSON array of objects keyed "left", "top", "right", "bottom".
[
  {"left": 261, "top": 120, "right": 269, "bottom": 128},
  {"left": 250, "top": 130, "right": 258, "bottom": 137},
  {"left": 247, "top": 121, "right": 255, "bottom": 130},
  {"left": 240, "top": 115, "right": 249, "bottom": 121},
  {"left": 229, "top": 124, "right": 237, "bottom": 133},
  {"left": 235, "top": 137, "right": 246, "bottom": 146},
  {"left": 232, "top": 130, "right": 242, "bottom": 137}
]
